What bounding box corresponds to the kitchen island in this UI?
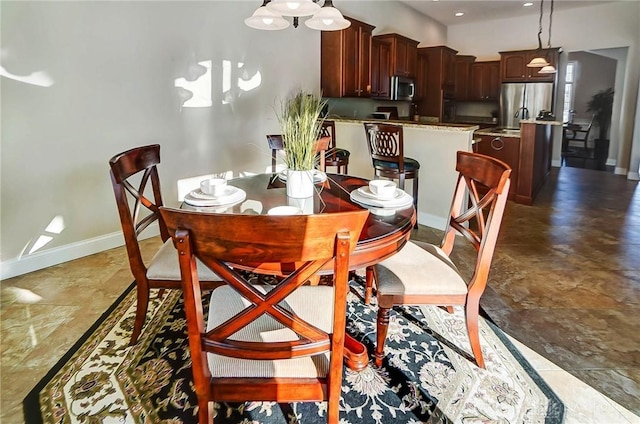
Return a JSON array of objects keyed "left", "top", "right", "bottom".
[
  {"left": 329, "top": 118, "right": 477, "bottom": 229},
  {"left": 475, "top": 120, "right": 561, "bottom": 205}
]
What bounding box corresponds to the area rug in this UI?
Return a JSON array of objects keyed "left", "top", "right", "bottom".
[{"left": 24, "top": 279, "right": 564, "bottom": 423}]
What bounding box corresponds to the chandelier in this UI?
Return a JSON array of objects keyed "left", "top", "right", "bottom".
[
  {"left": 527, "top": 0, "right": 557, "bottom": 74},
  {"left": 245, "top": 0, "right": 350, "bottom": 31}
]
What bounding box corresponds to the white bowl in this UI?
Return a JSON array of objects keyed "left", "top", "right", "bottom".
[
  {"left": 369, "top": 180, "right": 397, "bottom": 199},
  {"left": 200, "top": 178, "right": 227, "bottom": 196}
]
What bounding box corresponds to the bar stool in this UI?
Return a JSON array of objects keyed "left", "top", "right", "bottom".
[
  {"left": 363, "top": 123, "right": 420, "bottom": 212},
  {"left": 320, "top": 120, "right": 350, "bottom": 174}
]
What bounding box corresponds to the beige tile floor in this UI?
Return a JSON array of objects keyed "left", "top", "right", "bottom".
[{"left": 2, "top": 166, "right": 639, "bottom": 423}]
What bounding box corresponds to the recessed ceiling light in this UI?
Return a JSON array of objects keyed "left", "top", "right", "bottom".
[
  {"left": 523, "top": 2, "right": 534, "bottom": 6},
  {"left": 455, "top": 12, "right": 464, "bottom": 17}
]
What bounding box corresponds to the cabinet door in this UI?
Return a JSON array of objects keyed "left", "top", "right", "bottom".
[
  {"left": 359, "top": 25, "right": 372, "bottom": 96},
  {"left": 342, "top": 25, "right": 360, "bottom": 97},
  {"left": 476, "top": 135, "right": 519, "bottom": 196},
  {"left": 501, "top": 52, "right": 527, "bottom": 82},
  {"left": 454, "top": 56, "right": 474, "bottom": 101},
  {"left": 415, "top": 53, "right": 428, "bottom": 108},
  {"left": 469, "top": 63, "right": 484, "bottom": 100},
  {"left": 485, "top": 61, "right": 500, "bottom": 100},
  {"left": 443, "top": 49, "right": 456, "bottom": 89},
  {"left": 406, "top": 41, "right": 418, "bottom": 78},
  {"left": 395, "top": 38, "right": 408, "bottom": 76},
  {"left": 371, "top": 38, "right": 391, "bottom": 98}
]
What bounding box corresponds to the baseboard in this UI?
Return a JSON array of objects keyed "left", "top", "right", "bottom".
[
  {"left": 551, "top": 159, "right": 562, "bottom": 168},
  {"left": 1, "top": 227, "right": 159, "bottom": 281},
  {"left": 627, "top": 171, "right": 640, "bottom": 180},
  {"left": 418, "top": 211, "right": 446, "bottom": 231}
]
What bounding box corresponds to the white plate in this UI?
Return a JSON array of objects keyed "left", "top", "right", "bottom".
[
  {"left": 190, "top": 186, "right": 238, "bottom": 200},
  {"left": 184, "top": 187, "right": 246, "bottom": 207},
  {"left": 357, "top": 186, "right": 404, "bottom": 201},
  {"left": 277, "top": 170, "right": 327, "bottom": 184},
  {"left": 350, "top": 188, "right": 413, "bottom": 209},
  {"left": 267, "top": 206, "right": 302, "bottom": 215}
]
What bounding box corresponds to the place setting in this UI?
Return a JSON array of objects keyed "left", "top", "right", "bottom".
[
  {"left": 183, "top": 177, "right": 246, "bottom": 207},
  {"left": 350, "top": 179, "right": 413, "bottom": 215}
]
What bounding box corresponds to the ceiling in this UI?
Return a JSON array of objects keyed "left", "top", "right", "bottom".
[{"left": 398, "top": 0, "right": 614, "bottom": 26}]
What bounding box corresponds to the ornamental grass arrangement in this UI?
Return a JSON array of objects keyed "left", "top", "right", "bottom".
[{"left": 277, "top": 90, "right": 327, "bottom": 171}]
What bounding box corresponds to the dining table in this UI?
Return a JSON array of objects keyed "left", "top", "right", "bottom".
[{"left": 182, "top": 172, "right": 417, "bottom": 371}]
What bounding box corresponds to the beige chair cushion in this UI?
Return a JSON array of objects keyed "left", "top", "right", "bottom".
[
  {"left": 376, "top": 241, "right": 468, "bottom": 296},
  {"left": 146, "top": 239, "right": 221, "bottom": 281},
  {"left": 207, "top": 285, "right": 334, "bottom": 378}
]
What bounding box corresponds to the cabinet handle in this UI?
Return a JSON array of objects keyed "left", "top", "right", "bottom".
[{"left": 491, "top": 137, "right": 504, "bottom": 150}]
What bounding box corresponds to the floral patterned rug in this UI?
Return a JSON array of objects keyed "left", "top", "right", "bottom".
[{"left": 24, "top": 279, "right": 563, "bottom": 423}]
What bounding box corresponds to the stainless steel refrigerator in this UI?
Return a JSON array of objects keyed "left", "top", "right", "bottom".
[{"left": 500, "top": 82, "right": 554, "bottom": 129}]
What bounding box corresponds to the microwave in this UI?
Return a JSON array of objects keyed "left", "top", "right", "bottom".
[{"left": 390, "top": 76, "right": 415, "bottom": 101}]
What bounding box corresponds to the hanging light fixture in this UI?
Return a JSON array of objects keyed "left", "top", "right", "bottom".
[
  {"left": 244, "top": 0, "right": 290, "bottom": 30},
  {"left": 538, "top": 0, "right": 557, "bottom": 74},
  {"left": 527, "top": 0, "right": 550, "bottom": 68},
  {"left": 245, "top": 0, "right": 349, "bottom": 31}
]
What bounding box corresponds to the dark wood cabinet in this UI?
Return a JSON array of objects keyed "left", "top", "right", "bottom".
[
  {"left": 373, "top": 33, "right": 419, "bottom": 78},
  {"left": 454, "top": 55, "right": 476, "bottom": 101},
  {"left": 499, "top": 48, "right": 560, "bottom": 83},
  {"left": 371, "top": 38, "right": 391, "bottom": 98},
  {"left": 415, "top": 46, "right": 458, "bottom": 120},
  {"left": 475, "top": 134, "right": 520, "bottom": 198},
  {"left": 321, "top": 17, "right": 375, "bottom": 98},
  {"left": 469, "top": 61, "right": 500, "bottom": 101}
]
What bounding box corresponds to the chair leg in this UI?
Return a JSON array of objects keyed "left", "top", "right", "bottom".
[
  {"left": 130, "top": 282, "right": 150, "bottom": 345},
  {"left": 327, "top": 376, "right": 340, "bottom": 423},
  {"left": 375, "top": 306, "right": 391, "bottom": 367},
  {"left": 364, "top": 266, "right": 375, "bottom": 304},
  {"left": 465, "top": 301, "right": 485, "bottom": 369},
  {"left": 199, "top": 398, "right": 213, "bottom": 424}
]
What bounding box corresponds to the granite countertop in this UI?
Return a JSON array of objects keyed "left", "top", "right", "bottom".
[
  {"left": 329, "top": 116, "right": 479, "bottom": 132},
  {"left": 520, "top": 119, "right": 564, "bottom": 125},
  {"left": 475, "top": 127, "right": 521, "bottom": 138}
]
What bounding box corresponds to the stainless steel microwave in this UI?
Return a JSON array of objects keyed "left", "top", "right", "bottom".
[{"left": 390, "top": 76, "right": 415, "bottom": 101}]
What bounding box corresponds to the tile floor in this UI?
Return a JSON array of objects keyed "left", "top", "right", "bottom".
[{"left": 2, "top": 166, "right": 639, "bottom": 423}]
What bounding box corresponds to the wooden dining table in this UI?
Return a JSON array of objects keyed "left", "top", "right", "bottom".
[{"left": 182, "top": 172, "right": 416, "bottom": 370}]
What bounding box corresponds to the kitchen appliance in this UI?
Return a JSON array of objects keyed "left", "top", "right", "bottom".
[
  {"left": 372, "top": 112, "right": 391, "bottom": 120},
  {"left": 536, "top": 110, "right": 556, "bottom": 121},
  {"left": 390, "top": 76, "right": 415, "bottom": 101},
  {"left": 500, "top": 82, "right": 554, "bottom": 129}
]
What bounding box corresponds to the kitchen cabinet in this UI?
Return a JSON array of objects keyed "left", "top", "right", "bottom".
[
  {"left": 371, "top": 37, "right": 391, "bottom": 99},
  {"left": 499, "top": 48, "right": 560, "bottom": 83},
  {"left": 475, "top": 134, "right": 520, "bottom": 198},
  {"left": 416, "top": 46, "right": 458, "bottom": 120},
  {"left": 454, "top": 55, "right": 476, "bottom": 101},
  {"left": 469, "top": 61, "right": 500, "bottom": 101},
  {"left": 373, "top": 33, "right": 419, "bottom": 78},
  {"left": 321, "top": 17, "right": 375, "bottom": 98}
]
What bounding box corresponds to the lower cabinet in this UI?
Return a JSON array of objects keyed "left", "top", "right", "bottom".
[{"left": 475, "top": 135, "right": 520, "bottom": 199}]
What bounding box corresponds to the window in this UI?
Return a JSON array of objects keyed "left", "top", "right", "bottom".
[{"left": 563, "top": 62, "right": 576, "bottom": 123}]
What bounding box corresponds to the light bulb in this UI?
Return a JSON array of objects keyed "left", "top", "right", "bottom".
[
  {"left": 287, "top": 2, "right": 300, "bottom": 10},
  {"left": 262, "top": 17, "right": 274, "bottom": 25},
  {"left": 322, "top": 19, "right": 334, "bottom": 26}
]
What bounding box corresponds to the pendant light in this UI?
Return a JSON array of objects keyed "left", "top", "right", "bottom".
[
  {"left": 538, "top": 0, "right": 557, "bottom": 74},
  {"left": 527, "top": 0, "right": 550, "bottom": 68},
  {"left": 245, "top": 0, "right": 290, "bottom": 30},
  {"left": 305, "top": 0, "right": 350, "bottom": 31},
  {"left": 246, "top": 0, "right": 349, "bottom": 31}
]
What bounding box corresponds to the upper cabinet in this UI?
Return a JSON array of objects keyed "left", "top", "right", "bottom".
[
  {"left": 372, "top": 33, "right": 419, "bottom": 78},
  {"left": 499, "top": 48, "right": 560, "bottom": 83},
  {"left": 371, "top": 37, "right": 392, "bottom": 99},
  {"left": 469, "top": 61, "right": 500, "bottom": 101},
  {"left": 454, "top": 55, "right": 476, "bottom": 101},
  {"left": 321, "top": 17, "right": 375, "bottom": 98}
]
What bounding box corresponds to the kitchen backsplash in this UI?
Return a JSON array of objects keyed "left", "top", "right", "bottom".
[{"left": 324, "top": 98, "right": 411, "bottom": 119}]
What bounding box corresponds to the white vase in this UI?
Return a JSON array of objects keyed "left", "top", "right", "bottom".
[{"left": 286, "top": 169, "right": 315, "bottom": 198}]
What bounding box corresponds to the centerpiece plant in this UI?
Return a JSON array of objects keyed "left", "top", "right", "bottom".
[{"left": 277, "top": 89, "right": 327, "bottom": 172}]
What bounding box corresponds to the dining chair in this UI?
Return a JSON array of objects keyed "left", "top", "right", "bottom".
[
  {"left": 108, "top": 144, "right": 222, "bottom": 345},
  {"left": 366, "top": 151, "right": 511, "bottom": 369},
  {"left": 363, "top": 122, "right": 420, "bottom": 211},
  {"left": 267, "top": 134, "right": 330, "bottom": 173},
  {"left": 159, "top": 207, "right": 369, "bottom": 424},
  {"left": 320, "top": 120, "right": 350, "bottom": 174},
  {"left": 564, "top": 115, "right": 594, "bottom": 151}
]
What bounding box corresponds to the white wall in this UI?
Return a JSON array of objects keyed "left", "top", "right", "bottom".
[
  {"left": 0, "top": 1, "right": 448, "bottom": 278},
  {"left": 447, "top": 1, "right": 640, "bottom": 177}
]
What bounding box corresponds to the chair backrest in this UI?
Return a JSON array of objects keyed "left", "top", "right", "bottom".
[
  {"left": 320, "top": 120, "right": 337, "bottom": 150},
  {"left": 159, "top": 208, "right": 369, "bottom": 403},
  {"left": 266, "top": 134, "right": 330, "bottom": 172},
  {"left": 441, "top": 151, "right": 511, "bottom": 295},
  {"left": 109, "top": 144, "right": 169, "bottom": 283},
  {"left": 363, "top": 123, "right": 406, "bottom": 172}
]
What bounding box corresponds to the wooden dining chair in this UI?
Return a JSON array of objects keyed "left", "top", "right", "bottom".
[
  {"left": 363, "top": 122, "right": 420, "bottom": 211},
  {"left": 159, "top": 207, "right": 369, "bottom": 424},
  {"left": 108, "top": 144, "right": 222, "bottom": 345},
  {"left": 267, "top": 134, "right": 330, "bottom": 172},
  {"left": 366, "top": 151, "right": 511, "bottom": 369},
  {"left": 320, "top": 120, "right": 350, "bottom": 174}
]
